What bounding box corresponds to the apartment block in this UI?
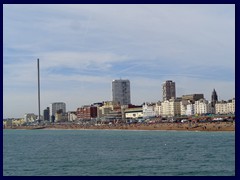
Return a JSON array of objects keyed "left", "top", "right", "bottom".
[
  {"left": 162, "top": 80, "right": 176, "bottom": 101},
  {"left": 77, "top": 106, "right": 97, "bottom": 120},
  {"left": 112, "top": 79, "right": 131, "bottom": 105},
  {"left": 161, "top": 98, "right": 181, "bottom": 117},
  {"left": 49, "top": 102, "right": 66, "bottom": 122},
  {"left": 194, "top": 99, "right": 211, "bottom": 115}
]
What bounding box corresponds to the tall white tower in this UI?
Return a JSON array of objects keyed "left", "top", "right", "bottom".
[{"left": 37, "top": 58, "right": 41, "bottom": 121}]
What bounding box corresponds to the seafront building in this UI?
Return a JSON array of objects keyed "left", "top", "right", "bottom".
[
  {"left": 150, "top": 90, "right": 164, "bottom": 117},
  {"left": 124, "top": 107, "right": 143, "bottom": 119},
  {"left": 180, "top": 101, "right": 188, "bottom": 116},
  {"left": 215, "top": 101, "right": 228, "bottom": 114},
  {"left": 4, "top": 118, "right": 25, "bottom": 127},
  {"left": 161, "top": 98, "right": 181, "bottom": 117},
  {"left": 97, "top": 101, "right": 121, "bottom": 118},
  {"left": 112, "top": 79, "right": 131, "bottom": 105},
  {"left": 194, "top": 99, "right": 212, "bottom": 115},
  {"left": 154, "top": 101, "right": 162, "bottom": 116},
  {"left": 227, "top": 98, "right": 235, "bottom": 114},
  {"left": 182, "top": 94, "right": 204, "bottom": 102},
  {"left": 43, "top": 107, "right": 50, "bottom": 121},
  {"left": 24, "top": 113, "right": 37, "bottom": 123},
  {"left": 180, "top": 94, "right": 204, "bottom": 116},
  {"left": 49, "top": 102, "right": 66, "bottom": 122},
  {"left": 76, "top": 105, "right": 98, "bottom": 120},
  {"left": 15, "top": 80, "right": 235, "bottom": 124},
  {"left": 142, "top": 103, "right": 156, "bottom": 118},
  {"left": 162, "top": 80, "right": 176, "bottom": 101},
  {"left": 215, "top": 98, "right": 235, "bottom": 114},
  {"left": 68, "top": 111, "right": 77, "bottom": 121},
  {"left": 186, "top": 104, "right": 195, "bottom": 116},
  {"left": 55, "top": 109, "right": 68, "bottom": 122}
]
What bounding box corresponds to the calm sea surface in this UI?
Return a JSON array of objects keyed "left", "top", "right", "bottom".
[{"left": 3, "top": 129, "right": 235, "bottom": 176}]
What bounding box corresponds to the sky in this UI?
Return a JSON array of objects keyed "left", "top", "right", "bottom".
[{"left": 3, "top": 4, "right": 235, "bottom": 118}]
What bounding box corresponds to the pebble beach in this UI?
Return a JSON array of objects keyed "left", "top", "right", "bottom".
[{"left": 6, "top": 121, "right": 235, "bottom": 131}]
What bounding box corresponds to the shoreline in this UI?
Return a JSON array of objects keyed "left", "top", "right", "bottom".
[
  {"left": 42, "top": 128, "right": 234, "bottom": 132},
  {"left": 4, "top": 122, "right": 235, "bottom": 132}
]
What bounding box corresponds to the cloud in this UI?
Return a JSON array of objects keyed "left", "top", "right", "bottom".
[{"left": 3, "top": 4, "right": 235, "bottom": 118}]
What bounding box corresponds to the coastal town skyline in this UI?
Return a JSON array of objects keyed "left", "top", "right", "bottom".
[
  {"left": 5, "top": 77, "right": 235, "bottom": 119},
  {"left": 3, "top": 4, "right": 235, "bottom": 118}
]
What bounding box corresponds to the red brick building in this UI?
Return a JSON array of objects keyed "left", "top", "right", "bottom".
[{"left": 76, "top": 106, "right": 97, "bottom": 120}]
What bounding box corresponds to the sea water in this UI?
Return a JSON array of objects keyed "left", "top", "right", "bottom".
[{"left": 3, "top": 129, "right": 235, "bottom": 176}]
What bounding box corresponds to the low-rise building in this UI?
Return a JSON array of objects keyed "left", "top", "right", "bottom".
[
  {"left": 124, "top": 107, "right": 143, "bottom": 119},
  {"left": 101, "top": 111, "right": 122, "bottom": 122},
  {"left": 24, "top": 113, "right": 37, "bottom": 123},
  {"left": 12, "top": 118, "right": 26, "bottom": 126},
  {"left": 77, "top": 106, "right": 98, "bottom": 120},
  {"left": 97, "top": 101, "right": 121, "bottom": 119},
  {"left": 143, "top": 103, "right": 156, "bottom": 118},
  {"left": 68, "top": 111, "right": 77, "bottom": 121},
  {"left": 182, "top": 94, "right": 204, "bottom": 102},
  {"left": 4, "top": 118, "right": 26, "bottom": 127}
]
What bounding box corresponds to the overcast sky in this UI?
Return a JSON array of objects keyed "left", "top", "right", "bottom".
[{"left": 3, "top": 4, "right": 235, "bottom": 118}]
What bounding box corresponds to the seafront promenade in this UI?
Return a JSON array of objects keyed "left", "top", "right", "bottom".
[{"left": 4, "top": 121, "right": 235, "bottom": 131}]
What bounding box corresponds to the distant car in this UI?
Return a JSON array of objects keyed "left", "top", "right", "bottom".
[
  {"left": 168, "top": 119, "right": 175, "bottom": 123},
  {"left": 161, "top": 120, "right": 169, "bottom": 123},
  {"left": 181, "top": 119, "right": 188, "bottom": 123},
  {"left": 212, "top": 118, "right": 223, "bottom": 121}
]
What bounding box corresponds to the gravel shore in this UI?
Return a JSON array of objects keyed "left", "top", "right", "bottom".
[{"left": 5, "top": 122, "right": 235, "bottom": 131}]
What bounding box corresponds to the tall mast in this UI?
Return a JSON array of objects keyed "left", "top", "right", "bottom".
[{"left": 37, "top": 58, "right": 41, "bottom": 121}]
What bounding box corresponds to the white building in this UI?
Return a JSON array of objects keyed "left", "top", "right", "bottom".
[
  {"left": 124, "top": 107, "right": 143, "bottom": 119},
  {"left": 154, "top": 102, "right": 162, "bottom": 116},
  {"left": 68, "top": 111, "right": 77, "bottom": 121},
  {"left": 161, "top": 98, "right": 181, "bottom": 117},
  {"left": 181, "top": 100, "right": 195, "bottom": 116},
  {"left": 215, "top": 98, "right": 235, "bottom": 114},
  {"left": 161, "top": 101, "right": 170, "bottom": 117},
  {"left": 24, "top": 113, "right": 37, "bottom": 123},
  {"left": 194, "top": 99, "right": 211, "bottom": 115},
  {"left": 143, "top": 103, "right": 156, "bottom": 118},
  {"left": 215, "top": 101, "right": 228, "bottom": 114},
  {"left": 180, "top": 101, "right": 188, "bottom": 116},
  {"left": 112, "top": 79, "right": 131, "bottom": 105},
  {"left": 227, "top": 98, "right": 235, "bottom": 114},
  {"left": 186, "top": 104, "right": 195, "bottom": 116},
  {"left": 49, "top": 102, "right": 66, "bottom": 122}
]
